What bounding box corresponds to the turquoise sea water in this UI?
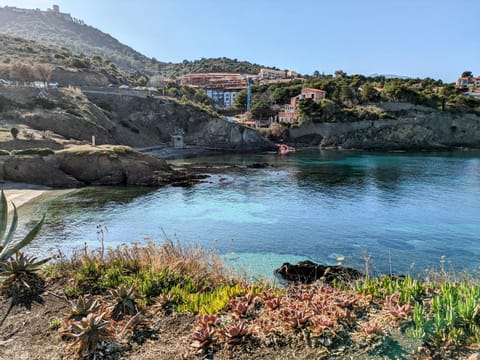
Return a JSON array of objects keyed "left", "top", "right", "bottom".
[{"left": 22, "top": 149, "right": 480, "bottom": 278}]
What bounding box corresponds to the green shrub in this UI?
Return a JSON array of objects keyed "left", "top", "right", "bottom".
[
  {"left": 0, "top": 190, "right": 45, "bottom": 262},
  {"left": 66, "top": 108, "right": 83, "bottom": 117},
  {"left": 10, "top": 127, "right": 19, "bottom": 140},
  {"left": 32, "top": 97, "right": 56, "bottom": 110},
  {"left": 11, "top": 148, "right": 55, "bottom": 156}
]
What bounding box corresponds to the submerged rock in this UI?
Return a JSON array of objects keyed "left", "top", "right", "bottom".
[{"left": 274, "top": 260, "right": 364, "bottom": 285}]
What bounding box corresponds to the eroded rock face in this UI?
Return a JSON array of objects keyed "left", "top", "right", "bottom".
[
  {"left": 275, "top": 260, "right": 364, "bottom": 285},
  {"left": 0, "top": 145, "right": 197, "bottom": 188},
  {"left": 85, "top": 93, "right": 275, "bottom": 151},
  {"left": 289, "top": 103, "right": 480, "bottom": 150}
]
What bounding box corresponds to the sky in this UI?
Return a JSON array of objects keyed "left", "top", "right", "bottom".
[{"left": 0, "top": 0, "right": 478, "bottom": 82}]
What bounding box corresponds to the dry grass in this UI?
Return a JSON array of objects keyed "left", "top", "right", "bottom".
[{"left": 103, "top": 240, "right": 230, "bottom": 289}]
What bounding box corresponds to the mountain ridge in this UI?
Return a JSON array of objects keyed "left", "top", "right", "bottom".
[{"left": 0, "top": 5, "right": 277, "bottom": 77}]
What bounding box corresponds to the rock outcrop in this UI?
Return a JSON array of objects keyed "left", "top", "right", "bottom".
[
  {"left": 275, "top": 260, "right": 364, "bottom": 285},
  {"left": 0, "top": 88, "right": 274, "bottom": 152},
  {"left": 0, "top": 145, "right": 200, "bottom": 188},
  {"left": 289, "top": 103, "right": 480, "bottom": 150},
  {"left": 84, "top": 92, "right": 274, "bottom": 151}
]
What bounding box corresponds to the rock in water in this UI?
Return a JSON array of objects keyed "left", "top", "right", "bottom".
[{"left": 274, "top": 260, "right": 364, "bottom": 284}]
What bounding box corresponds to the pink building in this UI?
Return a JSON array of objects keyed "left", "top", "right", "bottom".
[{"left": 278, "top": 88, "right": 326, "bottom": 124}]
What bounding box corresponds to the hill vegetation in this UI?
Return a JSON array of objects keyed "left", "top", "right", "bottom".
[
  {"left": 0, "top": 34, "right": 138, "bottom": 85},
  {"left": 0, "top": 6, "right": 275, "bottom": 78},
  {"left": 161, "top": 57, "right": 267, "bottom": 77},
  {"left": 0, "top": 6, "right": 163, "bottom": 75},
  {"left": 235, "top": 73, "right": 480, "bottom": 125}
]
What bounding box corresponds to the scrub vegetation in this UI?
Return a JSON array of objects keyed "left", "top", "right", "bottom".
[{"left": 0, "top": 191, "right": 479, "bottom": 359}]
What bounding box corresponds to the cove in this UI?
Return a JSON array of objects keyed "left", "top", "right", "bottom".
[{"left": 20, "top": 149, "right": 480, "bottom": 278}]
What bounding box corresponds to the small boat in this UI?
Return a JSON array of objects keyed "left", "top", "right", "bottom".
[{"left": 276, "top": 143, "right": 296, "bottom": 155}]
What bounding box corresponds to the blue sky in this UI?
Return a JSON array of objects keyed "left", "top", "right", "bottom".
[{"left": 0, "top": 0, "right": 477, "bottom": 82}]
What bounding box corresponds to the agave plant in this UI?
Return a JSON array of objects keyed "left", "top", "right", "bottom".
[
  {"left": 62, "top": 312, "right": 113, "bottom": 358},
  {"left": 0, "top": 190, "right": 45, "bottom": 262},
  {"left": 109, "top": 284, "right": 141, "bottom": 320},
  {"left": 67, "top": 295, "right": 103, "bottom": 321},
  {"left": 0, "top": 252, "right": 50, "bottom": 303}
]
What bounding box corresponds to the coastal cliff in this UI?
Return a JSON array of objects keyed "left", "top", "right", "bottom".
[
  {"left": 0, "top": 87, "right": 273, "bottom": 151},
  {"left": 289, "top": 102, "right": 480, "bottom": 150}
]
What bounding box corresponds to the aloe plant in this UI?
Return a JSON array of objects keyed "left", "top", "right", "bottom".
[{"left": 0, "top": 190, "right": 45, "bottom": 262}]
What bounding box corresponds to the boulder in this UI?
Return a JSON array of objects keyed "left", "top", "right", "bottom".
[
  {"left": 1, "top": 155, "right": 82, "bottom": 187},
  {"left": 0, "top": 145, "right": 201, "bottom": 188},
  {"left": 275, "top": 260, "right": 364, "bottom": 285},
  {"left": 55, "top": 145, "right": 174, "bottom": 186}
]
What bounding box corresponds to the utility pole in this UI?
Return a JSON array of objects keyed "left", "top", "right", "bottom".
[{"left": 246, "top": 77, "right": 252, "bottom": 112}]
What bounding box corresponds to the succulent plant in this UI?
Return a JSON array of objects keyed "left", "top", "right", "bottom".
[
  {"left": 0, "top": 252, "right": 49, "bottom": 303},
  {"left": 222, "top": 321, "right": 249, "bottom": 344},
  {"left": 190, "top": 326, "right": 217, "bottom": 354},
  {"left": 388, "top": 303, "right": 412, "bottom": 319},
  {"left": 196, "top": 314, "right": 217, "bottom": 327},
  {"left": 265, "top": 296, "right": 281, "bottom": 310},
  {"left": 282, "top": 308, "right": 311, "bottom": 330},
  {"left": 109, "top": 284, "right": 141, "bottom": 320},
  {"left": 62, "top": 312, "right": 113, "bottom": 357},
  {"left": 67, "top": 295, "right": 103, "bottom": 320},
  {"left": 0, "top": 190, "right": 45, "bottom": 263}
]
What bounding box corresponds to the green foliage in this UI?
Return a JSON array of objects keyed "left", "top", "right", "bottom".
[
  {"left": 233, "top": 89, "right": 247, "bottom": 110},
  {"left": 355, "top": 275, "right": 425, "bottom": 303},
  {"left": 31, "top": 97, "right": 56, "bottom": 110},
  {"left": 68, "top": 56, "right": 90, "bottom": 69},
  {"left": 11, "top": 148, "right": 55, "bottom": 156},
  {"left": 135, "top": 75, "right": 148, "bottom": 86},
  {"left": 356, "top": 274, "right": 480, "bottom": 347},
  {"left": 360, "top": 83, "right": 380, "bottom": 103},
  {"left": 297, "top": 98, "right": 338, "bottom": 123},
  {"left": 162, "top": 56, "right": 264, "bottom": 77},
  {"left": 109, "top": 284, "right": 141, "bottom": 320},
  {"left": 49, "top": 317, "right": 63, "bottom": 330},
  {"left": 10, "top": 127, "right": 19, "bottom": 140},
  {"left": 271, "top": 84, "right": 303, "bottom": 104},
  {"left": 173, "top": 283, "right": 245, "bottom": 314},
  {"left": 250, "top": 100, "right": 275, "bottom": 120},
  {"left": 0, "top": 252, "right": 50, "bottom": 304},
  {"left": 67, "top": 295, "right": 103, "bottom": 320}
]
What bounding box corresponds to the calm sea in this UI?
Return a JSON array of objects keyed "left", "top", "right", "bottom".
[{"left": 21, "top": 149, "right": 480, "bottom": 279}]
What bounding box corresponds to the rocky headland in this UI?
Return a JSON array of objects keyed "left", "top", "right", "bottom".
[{"left": 289, "top": 102, "right": 480, "bottom": 150}]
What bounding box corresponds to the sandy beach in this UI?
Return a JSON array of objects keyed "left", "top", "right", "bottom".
[{"left": 0, "top": 182, "right": 51, "bottom": 212}]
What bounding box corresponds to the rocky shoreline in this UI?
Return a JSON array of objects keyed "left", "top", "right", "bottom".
[
  {"left": 0, "top": 145, "right": 205, "bottom": 188},
  {"left": 289, "top": 102, "right": 480, "bottom": 150}
]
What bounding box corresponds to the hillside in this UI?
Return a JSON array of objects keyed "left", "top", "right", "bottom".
[
  {"left": 0, "top": 6, "right": 163, "bottom": 75},
  {"left": 0, "top": 6, "right": 277, "bottom": 77},
  {"left": 161, "top": 57, "right": 267, "bottom": 77},
  {"left": 0, "top": 34, "right": 138, "bottom": 86}
]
